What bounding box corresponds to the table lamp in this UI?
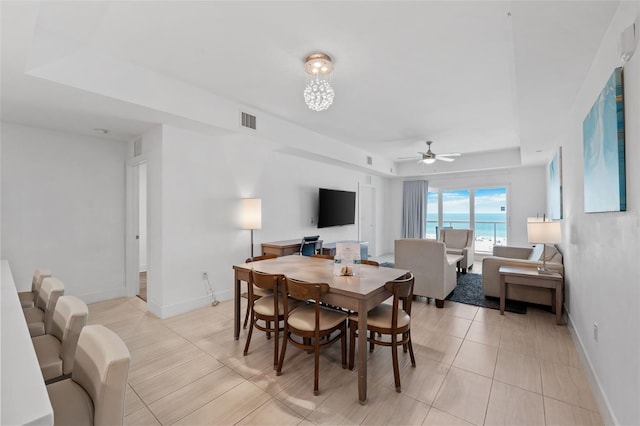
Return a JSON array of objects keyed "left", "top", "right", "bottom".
[
  {"left": 242, "top": 198, "right": 262, "bottom": 259},
  {"left": 527, "top": 217, "right": 561, "bottom": 274}
]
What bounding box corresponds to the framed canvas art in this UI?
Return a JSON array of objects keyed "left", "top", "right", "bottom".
[
  {"left": 583, "top": 67, "right": 626, "bottom": 213},
  {"left": 548, "top": 147, "right": 563, "bottom": 219}
]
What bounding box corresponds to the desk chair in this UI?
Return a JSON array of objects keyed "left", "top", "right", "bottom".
[
  {"left": 300, "top": 235, "right": 323, "bottom": 256},
  {"left": 349, "top": 272, "right": 416, "bottom": 392}
]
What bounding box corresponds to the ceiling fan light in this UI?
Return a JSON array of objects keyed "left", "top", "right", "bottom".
[{"left": 422, "top": 158, "right": 436, "bottom": 164}]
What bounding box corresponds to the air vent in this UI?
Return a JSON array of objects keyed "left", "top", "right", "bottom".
[
  {"left": 241, "top": 112, "right": 257, "bottom": 130},
  {"left": 367, "top": 156, "right": 373, "bottom": 165}
]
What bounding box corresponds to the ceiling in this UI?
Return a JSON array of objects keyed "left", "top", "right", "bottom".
[{"left": 0, "top": 1, "right": 620, "bottom": 168}]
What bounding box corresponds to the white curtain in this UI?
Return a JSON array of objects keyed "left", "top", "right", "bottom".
[{"left": 401, "top": 180, "right": 428, "bottom": 238}]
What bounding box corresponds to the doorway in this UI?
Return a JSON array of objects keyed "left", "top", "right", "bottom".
[
  {"left": 125, "top": 156, "right": 148, "bottom": 302},
  {"left": 137, "top": 163, "right": 148, "bottom": 301}
]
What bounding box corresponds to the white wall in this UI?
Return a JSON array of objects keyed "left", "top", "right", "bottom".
[
  {"left": 141, "top": 125, "right": 391, "bottom": 318},
  {"left": 1, "top": 123, "right": 128, "bottom": 301},
  {"left": 559, "top": 3, "right": 639, "bottom": 425},
  {"left": 389, "top": 167, "right": 546, "bottom": 248}
]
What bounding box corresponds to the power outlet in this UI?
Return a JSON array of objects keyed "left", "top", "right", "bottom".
[
  {"left": 593, "top": 322, "right": 598, "bottom": 341},
  {"left": 202, "top": 272, "right": 208, "bottom": 280}
]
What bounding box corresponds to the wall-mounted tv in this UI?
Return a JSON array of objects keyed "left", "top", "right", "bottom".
[{"left": 318, "top": 188, "right": 356, "bottom": 228}]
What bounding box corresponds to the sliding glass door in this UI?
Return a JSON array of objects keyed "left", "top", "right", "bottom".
[{"left": 474, "top": 188, "right": 507, "bottom": 252}]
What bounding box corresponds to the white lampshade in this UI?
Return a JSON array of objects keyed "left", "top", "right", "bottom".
[
  {"left": 242, "top": 198, "right": 262, "bottom": 230},
  {"left": 527, "top": 220, "right": 561, "bottom": 244}
]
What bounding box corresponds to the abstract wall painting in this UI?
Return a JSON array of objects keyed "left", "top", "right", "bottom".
[
  {"left": 583, "top": 67, "right": 626, "bottom": 213},
  {"left": 548, "top": 147, "right": 563, "bottom": 219}
]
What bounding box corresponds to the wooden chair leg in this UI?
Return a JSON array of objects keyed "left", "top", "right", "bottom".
[
  {"left": 276, "top": 329, "right": 288, "bottom": 376},
  {"left": 391, "top": 333, "right": 401, "bottom": 392},
  {"left": 341, "top": 324, "right": 347, "bottom": 369},
  {"left": 369, "top": 330, "right": 375, "bottom": 352},
  {"left": 314, "top": 338, "right": 320, "bottom": 395},
  {"left": 273, "top": 324, "right": 279, "bottom": 369},
  {"left": 243, "top": 301, "right": 251, "bottom": 329},
  {"left": 348, "top": 322, "right": 356, "bottom": 370},
  {"left": 407, "top": 334, "right": 416, "bottom": 367},
  {"left": 243, "top": 313, "right": 254, "bottom": 356},
  {"left": 435, "top": 299, "right": 445, "bottom": 308}
]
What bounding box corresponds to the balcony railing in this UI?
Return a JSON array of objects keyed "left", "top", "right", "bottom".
[{"left": 426, "top": 219, "right": 507, "bottom": 253}]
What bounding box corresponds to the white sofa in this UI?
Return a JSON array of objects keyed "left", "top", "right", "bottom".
[
  {"left": 482, "top": 244, "right": 563, "bottom": 306},
  {"left": 394, "top": 239, "right": 457, "bottom": 308},
  {"left": 439, "top": 229, "right": 474, "bottom": 273}
]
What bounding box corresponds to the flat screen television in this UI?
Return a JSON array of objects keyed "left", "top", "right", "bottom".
[{"left": 318, "top": 188, "right": 356, "bottom": 228}]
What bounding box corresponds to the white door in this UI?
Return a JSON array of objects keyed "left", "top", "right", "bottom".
[
  {"left": 358, "top": 184, "right": 376, "bottom": 257},
  {"left": 125, "top": 157, "right": 147, "bottom": 299}
]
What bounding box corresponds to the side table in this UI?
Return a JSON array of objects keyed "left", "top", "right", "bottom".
[{"left": 498, "top": 265, "right": 564, "bottom": 325}]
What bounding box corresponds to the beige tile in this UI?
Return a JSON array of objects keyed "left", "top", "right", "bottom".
[
  {"left": 535, "top": 327, "right": 581, "bottom": 368},
  {"left": 434, "top": 315, "right": 472, "bottom": 339},
  {"left": 452, "top": 340, "right": 498, "bottom": 378},
  {"left": 125, "top": 384, "right": 145, "bottom": 416},
  {"left": 423, "top": 407, "right": 474, "bottom": 425},
  {"left": 466, "top": 320, "right": 502, "bottom": 347},
  {"left": 128, "top": 342, "right": 205, "bottom": 386},
  {"left": 493, "top": 348, "right": 542, "bottom": 394},
  {"left": 473, "top": 307, "right": 506, "bottom": 325},
  {"left": 173, "top": 381, "right": 271, "bottom": 425},
  {"left": 360, "top": 392, "right": 430, "bottom": 425},
  {"left": 125, "top": 406, "right": 161, "bottom": 426},
  {"left": 305, "top": 379, "right": 373, "bottom": 425},
  {"left": 132, "top": 352, "right": 224, "bottom": 404},
  {"left": 128, "top": 334, "right": 188, "bottom": 367},
  {"left": 390, "top": 354, "right": 449, "bottom": 405},
  {"left": 540, "top": 359, "right": 598, "bottom": 411},
  {"left": 544, "top": 397, "right": 604, "bottom": 426},
  {"left": 415, "top": 332, "right": 463, "bottom": 365},
  {"left": 147, "top": 366, "right": 245, "bottom": 425},
  {"left": 433, "top": 367, "right": 492, "bottom": 425},
  {"left": 235, "top": 398, "right": 304, "bottom": 425},
  {"left": 501, "top": 311, "right": 536, "bottom": 331},
  {"left": 484, "top": 381, "right": 544, "bottom": 426},
  {"left": 445, "top": 302, "right": 479, "bottom": 320},
  {"left": 366, "top": 345, "right": 413, "bottom": 387},
  {"left": 499, "top": 326, "right": 537, "bottom": 356}
]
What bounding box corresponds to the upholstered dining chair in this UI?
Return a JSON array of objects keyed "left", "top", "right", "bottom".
[
  {"left": 18, "top": 268, "right": 52, "bottom": 309},
  {"left": 242, "top": 254, "right": 278, "bottom": 329},
  {"left": 277, "top": 277, "right": 348, "bottom": 395},
  {"left": 32, "top": 295, "right": 88, "bottom": 382},
  {"left": 46, "top": 325, "right": 130, "bottom": 426},
  {"left": 348, "top": 272, "right": 416, "bottom": 392},
  {"left": 359, "top": 259, "right": 380, "bottom": 266},
  {"left": 244, "top": 270, "right": 301, "bottom": 369},
  {"left": 23, "top": 277, "right": 65, "bottom": 337}
]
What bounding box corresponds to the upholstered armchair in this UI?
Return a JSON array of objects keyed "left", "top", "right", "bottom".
[
  {"left": 482, "top": 244, "right": 564, "bottom": 306},
  {"left": 394, "top": 239, "right": 457, "bottom": 308},
  {"left": 439, "top": 229, "right": 474, "bottom": 273}
]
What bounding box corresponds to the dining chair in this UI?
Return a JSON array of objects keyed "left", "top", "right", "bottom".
[
  {"left": 360, "top": 259, "right": 379, "bottom": 266},
  {"left": 46, "top": 325, "right": 130, "bottom": 426},
  {"left": 244, "top": 270, "right": 300, "bottom": 369},
  {"left": 242, "top": 254, "right": 278, "bottom": 329},
  {"left": 277, "top": 277, "right": 348, "bottom": 395},
  {"left": 32, "top": 295, "right": 88, "bottom": 382},
  {"left": 348, "top": 272, "right": 416, "bottom": 392},
  {"left": 23, "top": 277, "right": 65, "bottom": 337},
  {"left": 18, "top": 268, "right": 52, "bottom": 309}
]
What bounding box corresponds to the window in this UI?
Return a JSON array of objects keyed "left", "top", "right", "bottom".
[{"left": 427, "top": 186, "right": 508, "bottom": 252}]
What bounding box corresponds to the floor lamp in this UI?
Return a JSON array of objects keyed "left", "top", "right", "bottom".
[
  {"left": 242, "top": 198, "right": 262, "bottom": 259},
  {"left": 527, "top": 217, "right": 561, "bottom": 274}
]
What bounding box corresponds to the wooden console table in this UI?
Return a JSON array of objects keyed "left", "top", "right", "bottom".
[
  {"left": 261, "top": 239, "right": 302, "bottom": 257},
  {"left": 499, "top": 265, "right": 564, "bottom": 325}
]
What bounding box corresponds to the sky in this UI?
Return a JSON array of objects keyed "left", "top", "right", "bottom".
[{"left": 428, "top": 187, "right": 506, "bottom": 215}]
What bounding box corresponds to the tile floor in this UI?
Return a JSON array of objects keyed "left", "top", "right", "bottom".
[{"left": 89, "top": 295, "right": 603, "bottom": 425}]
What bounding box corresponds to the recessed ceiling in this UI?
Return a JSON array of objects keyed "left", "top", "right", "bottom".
[{"left": 1, "top": 1, "right": 619, "bottom": 166}]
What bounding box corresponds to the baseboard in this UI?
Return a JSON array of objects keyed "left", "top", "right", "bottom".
[
  {"left": 79, "top": 286, "right": 128, "bottom": 304},
  {"left": 149, "top": 288, "right": 234, "bottom": 319},
  {"left": 567, "top": 311, "right": 617, "bottom": 425}
]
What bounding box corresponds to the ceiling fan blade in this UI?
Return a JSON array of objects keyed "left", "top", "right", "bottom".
[
  {"left": 437, "top": 156, "right": 455, "bottom": 162},
  {"left": 437, "top": 153, "right": 461, "bottom": 157},
  {"left": 397, "top": 155, "right": 421, "bottom": 160}
]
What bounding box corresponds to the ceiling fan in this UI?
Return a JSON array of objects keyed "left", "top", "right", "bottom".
[{"left": 398, "top": 141, "right": 461, "bottom": 164}]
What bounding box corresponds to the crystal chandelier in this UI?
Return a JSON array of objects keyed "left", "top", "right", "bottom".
[{"left": 303, "top": 53, "right": 334, "bottom": 111}]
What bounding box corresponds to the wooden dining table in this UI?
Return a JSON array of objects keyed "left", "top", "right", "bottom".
[{"left": 232, "top": 255, "right": 410, "bottom": 404}]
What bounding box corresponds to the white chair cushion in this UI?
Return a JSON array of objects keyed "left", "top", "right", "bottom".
[
  {"left": 32, "top": 334, "right": 62, "bottom": 381},
  {"left": 349, "top": 304, "right": 410, "bottom": 329},
  {"left": 288, "top": 305, "right": 347, "bottom": 332},
  {"left": 24, "top": 307, "right": 45, "bottom": 337},
  {"left": 18, "top": 291, "right": 36, "bottom": 309},
  {"left": 254, "top": 295, "right": 301, "bottom": 316}
]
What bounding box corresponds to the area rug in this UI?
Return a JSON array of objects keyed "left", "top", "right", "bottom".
[{"left": 447, "top": 273, "right": 527, "bottom": 314}]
